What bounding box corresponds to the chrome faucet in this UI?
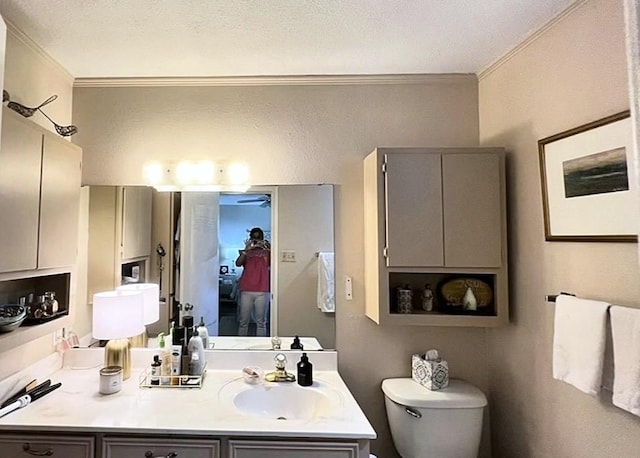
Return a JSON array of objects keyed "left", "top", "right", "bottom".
[{"left": 265, "top": 353, "right": 296, "bottom": 382}]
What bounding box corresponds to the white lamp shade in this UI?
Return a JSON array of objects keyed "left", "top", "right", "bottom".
[
  {"left": 117, "top": 283, "right": 160, "bottom": 324},
  {"left": 92, "top": 290, "right": 145, "bottom": 339}
]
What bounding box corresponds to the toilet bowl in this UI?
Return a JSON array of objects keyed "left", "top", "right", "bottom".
[{"left": 382, "top": 378, "right": 487, "bottom": 458}]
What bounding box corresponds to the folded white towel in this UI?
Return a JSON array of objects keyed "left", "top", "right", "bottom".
[
  {"left": 552, "top": 295, "right": 610, "bottom": 395},
  {"left": 610, "top": 306, "right": 640, "bottom": 416},
  {"left": 316, "top": 252, "right": 335, "bottom": 313}
]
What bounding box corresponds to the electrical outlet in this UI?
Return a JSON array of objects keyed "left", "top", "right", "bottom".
[{"left": 281, "top": 250, "right": 296, "bottom": 262}]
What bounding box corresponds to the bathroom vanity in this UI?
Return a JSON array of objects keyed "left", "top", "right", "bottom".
[{"left": 0, "top": 348, "right": 375, "bottom": 458}]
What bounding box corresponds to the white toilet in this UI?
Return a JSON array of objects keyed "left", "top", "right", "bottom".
[{"left": 381, "top": 378, "right": 487, "bottom": 458}]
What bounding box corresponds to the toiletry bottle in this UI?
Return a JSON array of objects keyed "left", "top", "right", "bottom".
[
  {"left": 291, "top": 335, "right": 304, "bottom": 350},
  {"left": 189, "top": 352, "right": 203, "bottom": 376},
  {"left": 150, "top": 355, "right": 161, "bottom": 385},
  {"left": 181, "top": 339, "right": 190, "bottom": 376},
  {"left": 188, "top": 326, "right": 205, "bottom": 374},
  {"left": 158, "top": 333, "right": 172, "bottom": 385},
  {"left": 171, "top": 332, "right": 183, "bottom": 384},
  {"left": 297, "top": 352, "right": 313, "bottom": 386},
  {"left": 183, "top": 315, "right": 194, "bottom": 340},
  {"left": 197, "top": 316, "right": 210, "bottom": 349}
]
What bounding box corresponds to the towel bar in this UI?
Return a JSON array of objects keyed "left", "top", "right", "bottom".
[{"left": 546, "top": 292, "right": 576, "bottom": 303}]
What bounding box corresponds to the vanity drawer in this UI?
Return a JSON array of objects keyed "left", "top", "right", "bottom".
[
  {"left": 0, "top": 434, "right": 94, "bottom": 458},
  {"left": 102, "top": 437, "right": 220, "bottom": 458},
  {"left": 228, "top": 439, "right": 359, "bottom": 458}
]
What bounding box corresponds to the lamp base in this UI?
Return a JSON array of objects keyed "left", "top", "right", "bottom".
[
  {"left": 104, "top": 338, "right": 132, "bottom": 380},
  {"left": 129, "top": 327, "right": 149, "bottom": 348}
]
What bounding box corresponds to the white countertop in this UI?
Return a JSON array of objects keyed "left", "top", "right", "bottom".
[{"left": 0, "top": 348, "right": 376, "bottom": 440}]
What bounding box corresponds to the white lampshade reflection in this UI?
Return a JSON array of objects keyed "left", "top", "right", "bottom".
[
  {"left": 92, "top": 290, "right": 145, "bottom": 339},
  {"left": 117, "top": 283, "right": 160, "bottom": 325}
]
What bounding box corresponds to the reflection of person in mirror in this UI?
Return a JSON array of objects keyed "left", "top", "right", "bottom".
[{"left": 235, "top": 227, "right": 271, "bottom": 336}]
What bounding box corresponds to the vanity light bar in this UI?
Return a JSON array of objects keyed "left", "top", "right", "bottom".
[{"left": 143, "top": 161, "right": 250, "bottom": 192}]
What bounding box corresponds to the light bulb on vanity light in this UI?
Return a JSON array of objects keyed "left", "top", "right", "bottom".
[
  {"left": 144, "top": 160, "right": 250, "bottom": 192},
  {"left": 92, "top": 290, "right": 145, "bottom": 380},
  {"left": 116, "top": 283, "right": 160, "bottom": 348}
]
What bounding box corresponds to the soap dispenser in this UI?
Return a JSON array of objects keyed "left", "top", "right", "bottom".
[
  {"left": 290, "top": 335, "right": 304, "bottom": 350},
  {"left": 297, "top": 352, "right": 313, "bottom": 386}
]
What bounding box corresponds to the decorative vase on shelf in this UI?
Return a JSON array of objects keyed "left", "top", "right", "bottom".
[
  {"left": 396, "top": 285, "right": 413, "bottom": 314},
  {"left": 463, "top": 287, "right": 477, "bottom": 311}
]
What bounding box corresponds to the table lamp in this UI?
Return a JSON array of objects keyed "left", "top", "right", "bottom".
[
  {"left": 92, "top": 290, "right": 145, "bottom": 380},
  {"left": 117, "top": 283, "right": 160, "bottom": 348}
]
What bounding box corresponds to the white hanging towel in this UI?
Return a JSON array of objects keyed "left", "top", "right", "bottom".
[
  {"left": 316, "top": 252, "right": 335, "bottom": 313},
  {"left": 610, "top": 306, "right": 640, "bottom": 416},
  {"left": 552, "top": 295, "right": 610, "bottom": 396}
]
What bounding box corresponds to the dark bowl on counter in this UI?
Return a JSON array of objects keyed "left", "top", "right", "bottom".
[{"left": 0, "top": 304, "right": 27, "bottom": 332}]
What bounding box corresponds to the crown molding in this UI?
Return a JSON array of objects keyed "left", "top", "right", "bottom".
[
  {"left": 73, "top": 73, "right": 476, "bottom": 88},
  {"left": 478, "top": 0, "right": 590, "bottom": 81},
  {"left": 5, "top": 19, "right": 75, "bottom": 84}
]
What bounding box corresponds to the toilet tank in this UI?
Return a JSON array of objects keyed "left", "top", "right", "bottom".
[{"left": 382, "top": 378, "right": 487, "bottom": 458}]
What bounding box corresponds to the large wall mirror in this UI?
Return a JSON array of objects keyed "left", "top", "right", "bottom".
[{"left": 87, "top": 184, "right": 336, "bottom": 350}]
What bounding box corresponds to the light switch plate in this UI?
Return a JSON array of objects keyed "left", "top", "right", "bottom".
[{"left": 281, "top": 250, "right": 296, "bottom": 262}]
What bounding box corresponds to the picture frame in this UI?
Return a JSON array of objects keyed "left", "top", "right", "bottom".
[{"left": 538, "top": 110, "right": 637, "bottom": 242}]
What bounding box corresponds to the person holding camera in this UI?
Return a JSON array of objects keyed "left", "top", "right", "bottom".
[{"left": 235, "top": 227, "right": 271, "bottom": 336}]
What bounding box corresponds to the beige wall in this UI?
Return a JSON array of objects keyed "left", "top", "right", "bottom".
[
  {"left": 479, "top": 0, "right": 640, "bottom": 456},
  {"left": 72, "top": 79, "right": 488, "bottom": 457}
]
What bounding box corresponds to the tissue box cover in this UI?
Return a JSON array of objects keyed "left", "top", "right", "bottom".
[{"left": 412, "top": 354, "right": 449, "bottom": 390}]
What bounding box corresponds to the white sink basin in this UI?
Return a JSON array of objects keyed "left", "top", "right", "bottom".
[{"left": 219, "top": 379, "right": 344, "bottom": 421}]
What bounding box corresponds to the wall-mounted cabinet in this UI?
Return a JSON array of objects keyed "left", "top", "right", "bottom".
[
  {"left": 87, "top": 186, "right": 152, "bottom": 301},
  {"left": 364, "top": 147, "right": 509, "bottom": 327},
  {"left": 0, "top": 107, "right": 82, "bottom": 273}
]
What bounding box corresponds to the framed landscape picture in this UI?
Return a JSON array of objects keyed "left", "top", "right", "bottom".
[{"left": 538, "top": 110, "right": 637, "bottom": 242}]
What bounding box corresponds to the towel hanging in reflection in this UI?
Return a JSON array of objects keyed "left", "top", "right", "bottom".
[{"left": 316, "top": 252, "right": 335, "bottom": 313}]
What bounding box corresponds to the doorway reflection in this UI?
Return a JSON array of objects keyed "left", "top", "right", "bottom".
[{"left": 216, "top": 191, "right": 272, "bottom": 337}]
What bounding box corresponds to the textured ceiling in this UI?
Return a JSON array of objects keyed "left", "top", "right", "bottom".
[{"left": 0, "top": 0, "right": 578, "bottom": 79}]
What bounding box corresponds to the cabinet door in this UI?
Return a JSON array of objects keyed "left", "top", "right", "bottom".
[
  {"left": 102, "top": 437, "right": 220, "bottom": 458},
  {"left": 384, "top": 153, "right": 444, "bottom": 267},
  {"left": 38, "top": 135, "right": 82, "bottom": 269},
  {"left": 122, "top": 186, "right": 152, "bottom": 260},
  {"left": 0, "top": 434, "right": 94, "bottom": 458},
  {"left": 0, "top": 111, "right": 42, "bottom": 272},
  {"left": 442, "top": 153, "right": 502, "bottom": 267},
  {"left": 229, "top": 440, "right": 359, "bottom": 458}
]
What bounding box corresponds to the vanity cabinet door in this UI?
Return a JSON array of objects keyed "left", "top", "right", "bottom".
[
  {"left": 0, "top": 434, "right": 94, "bottom": 458},
  {"left": 102, "top": 437, "right": 220, "bottom": 458},
  {"left": 38, "top": 134, "right": 82, "bottom": 269},
  {"left": 228, "top": 440, "right": 359, "bottom": 458},
  {"left": 0, "top": 109, "right": 42, "bottom": 272}
]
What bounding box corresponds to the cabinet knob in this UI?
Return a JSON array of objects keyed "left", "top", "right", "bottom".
[{"left": 22, "top": 443, "right": 54, "bottom": 456}]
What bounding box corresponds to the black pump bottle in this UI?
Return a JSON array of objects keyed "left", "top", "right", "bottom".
[{"left": 297, "top": 352, "right": 313, "bottom": 386}]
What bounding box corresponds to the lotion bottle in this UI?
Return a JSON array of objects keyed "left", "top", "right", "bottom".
[
  {"left": 188, "top": 326, "right": 205, "bottom": 374},
  {"left": 297, "top": 352, "right": 313, "bottom": 386},
  {"left": 158, "top": 333, "right": 172, "bottom": 385},
  {"left": 171, "top": 331, "right": 183, "bottom": 384}
]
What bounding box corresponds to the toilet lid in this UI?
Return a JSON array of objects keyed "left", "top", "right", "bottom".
[{"left": 381, "top": 378, "right": 487, "bottom": 409}]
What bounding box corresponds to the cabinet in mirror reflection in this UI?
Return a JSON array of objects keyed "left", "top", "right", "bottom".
[{"left": 87, "top": 184, "right": 335, "bottom": 350}]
